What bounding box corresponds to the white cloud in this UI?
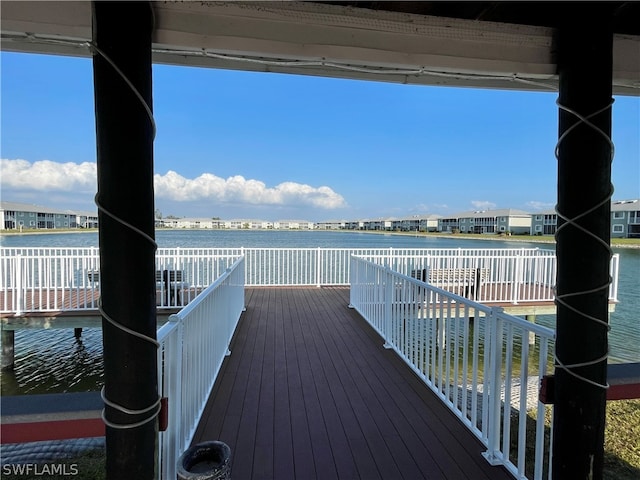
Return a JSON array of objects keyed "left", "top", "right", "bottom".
[
  {"left": 1, "top": 158, "right": 97, "bottom": 192},
  {"left": 0, "top": 159, "right": 346, "bottom": 210},
  {"left": 470, "top": 200, "right": 496, "bottom": 210},
  {"left": 154, "top": 171, "right": 346, "bottom": 209}
]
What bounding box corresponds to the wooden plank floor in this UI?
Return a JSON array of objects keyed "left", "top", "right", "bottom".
[{"left": 192, "top": 287, "right": 513, "bottom": 480}]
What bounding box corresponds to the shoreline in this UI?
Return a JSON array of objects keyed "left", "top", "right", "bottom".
[
  {"left": 384, "top": 231, "right": 640, "bottom": 249},
  {"left": 2, "top": 228, "right": 639, "bottom": 249}
]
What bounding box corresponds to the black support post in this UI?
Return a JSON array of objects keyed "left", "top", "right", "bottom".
[
  {"left": 1, "top": 330, "right": 15, "bottom": 370},
  {"left": 92, "top": 2, "right": 157, "bottom": 479},
  {"left": 553, "top": 8, "right": 613, "bottom": 480}
]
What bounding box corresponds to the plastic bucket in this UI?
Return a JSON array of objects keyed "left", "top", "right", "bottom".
[{"left": 176, "top": 441, "right": 231, "bottom": 480}]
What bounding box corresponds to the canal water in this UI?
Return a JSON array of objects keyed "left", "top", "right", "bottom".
[{"left": 1, "top": 230, "right": 638, "bottom": 395}]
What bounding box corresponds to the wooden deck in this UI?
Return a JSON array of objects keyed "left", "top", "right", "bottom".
[{"left": 192, "top": 287, "right": 513, "bottom": 480}]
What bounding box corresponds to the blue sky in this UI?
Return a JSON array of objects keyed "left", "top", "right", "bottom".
[{"left": 1, "top": 51, "right": 638, "bottom": 221}]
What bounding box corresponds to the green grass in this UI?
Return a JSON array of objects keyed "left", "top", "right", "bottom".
[
  {"left": 509, "top": 399, "right": 640, "bottom": 480},
  {"left": 604, "top": 399, "right": 640, "bottom": 479},
  {"left": 417, "top": 231, "right": 640, "bottom": 248}
]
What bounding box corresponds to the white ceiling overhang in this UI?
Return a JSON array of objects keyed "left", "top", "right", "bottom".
[{"left": 1, "top": 1, "right": 639, "bottom": 95}]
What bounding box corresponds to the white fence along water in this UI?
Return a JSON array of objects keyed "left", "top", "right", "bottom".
[
  {"left": 156, "top": 257, "right": 245, "bottom": 480},
  {"left": 349, "top": 255, "right": 556, "bottom": 480},
  {"left": 0, "top": 247, "right": 620, "bottom": 314}
]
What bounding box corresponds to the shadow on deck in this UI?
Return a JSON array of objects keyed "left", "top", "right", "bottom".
[{"left": 192, "top": 287, "right": 513, "bottom": 480}]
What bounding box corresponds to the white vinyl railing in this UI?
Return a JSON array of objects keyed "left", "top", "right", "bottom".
[
  {"left": 0, "top": 247, "right": 620, "bottom": 314},
  {"left": 156, "top": 256, "right": 245, "bottom": 480},
  {"left": 0, "top": 247, "right": 239, "bottom": 313},
  {"left": 349, "top": 256, "right": 556, "bottom": 480}
]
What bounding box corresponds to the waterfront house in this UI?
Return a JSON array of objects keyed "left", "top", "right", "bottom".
[
  {"left": 165, "top": 217, "right": 218, "bottom": 229},
  {"left": 530, "top": 209, "right": 558, "bottom": 236},
  {"left": 530, "top": 200, "right": 640, "bottom": 238},
  {"left": 250, "top": 220, "right": 274, "bottom": 229},
  {"left": 348, "top": 219, "right": 370, "bottom": 230},
  {"left": 364, "top": 217, "right": 395, "bottom": 231},
  {"left": 0, "top": 201, "right": 97, "bottom": 230},
  {"left": 221, "top": 219, "right": 274, "bottom": 229},
  {"left": 438, "top": 215, "right": 460, "bottom": 233},
  {"left": 611, "top": 199, "right": 640, "bottom": 238},
  {"left": 223, "top": 219, "right": 246, "bottom": 229},
  {"left": 315, "top": 219, "right": 348, "bottom": 230},
  {"left": 453, "top": 209, "right": 532, "bottom": 235},
  {"left": 72, "top": 211, "right": 99, "bottom": 229},
  {"left": 273, "top": 220, "right": 314, "bottom": 230},
  {"left": 402, "top": 214, "right": 442, "bottom": 232}
]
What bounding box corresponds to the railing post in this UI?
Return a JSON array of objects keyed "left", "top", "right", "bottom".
[
  {"left": 316, "top": 247, "right": 322, "bottom": 288},
  {"left": 173, "top": 312, "right": 185, "bottom": 444},
  {"left": 610, "top": 253, "right": 619, "bottom": 301},
  {"left": 224, "top": 266, "right": 234, "bottom": 356},
  {"left": 510, "top": 255, "right": 520, "bottom": 305},
  {"left": 383, "top": 267, "right": 393, "bottom": 349},
  {"left": 15, "top": 254, "right": 23, "bottom": 316},
  {"left": 348, "top": 256, "right": 356, "bottom": 309},
  {"left": 483, "top": 306, "right": 504, "bottom": 466},
  {"left": 241, "top": 247, "right": 246, "bottom": 285}
]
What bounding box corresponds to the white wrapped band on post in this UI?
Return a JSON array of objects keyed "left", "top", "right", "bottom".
[
  {"left": 101, "top": 387, "right": 162, "bottom": 430},
  {"left": 553, "top": 98, "right": 615, "bottom": 391},
  {"left": 90, "top": 38, "right": 162, "bottom": 429}
]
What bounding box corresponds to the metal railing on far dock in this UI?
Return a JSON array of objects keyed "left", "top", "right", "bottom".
[{"left": 0, "top": 247, "right": 620, "bottom": 315}]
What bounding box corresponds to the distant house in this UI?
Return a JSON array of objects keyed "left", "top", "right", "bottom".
[
  {"left": 248, "top": 220, "right": 273, "bottom": 229},
  {"left": 352, "top": 220, "right": 366, "bottom": 230},
  {"left": 444, "top": 209, "right": 531, "bottom": 234},
  {"left": 399, "top": 217, "right": 420, "bottom": 231},
  {"left": 417, "top": 214, "right": 441, "bottom": 232},
  {"left": 273, "top": 220, "right": 314, "bottom": 230},
  {"left": 611, "top": 199, "right": 640, "bottom": 238},
  {"left": 438, "top": 216, "right": 460, "bottom": 233},
  {"left": 530, "top": 200, "right": 640, "bottom": 238},
  {"left": 0, "top": 201, "right": 98, "bottom": 230},
  {"left": 173, "top": 217, "right": 221, "bottom": 229},
  {"left": 364, "top": 218, "right": 394, "bottom": 231},
  {"left": 530, "top": 209, "right": 558, "bottom": 236},
  {"left": 224, "top": 220, "right": 245, "bottom": 229},
  {"left": 316, "top": 220, "right": 347, "bottom": 230}
]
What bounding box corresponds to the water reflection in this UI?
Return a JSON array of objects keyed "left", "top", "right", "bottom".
[{"left": 1, "top": 328, "right": 104, "bottom": 396}]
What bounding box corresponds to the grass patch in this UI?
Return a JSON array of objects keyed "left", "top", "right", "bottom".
[
  {"left": 509, "top": 398, "right": 640, "bottom": 479},
  {"left": 604, "top": 399, "right": 640, "bottom": 479},
  {"left": 418, "top": 231, "right": 640, "bottom": 248}
]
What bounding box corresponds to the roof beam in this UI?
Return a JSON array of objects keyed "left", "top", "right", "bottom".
[{"left": 1, "top": 1, "right": 639, "bottom": 94}]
